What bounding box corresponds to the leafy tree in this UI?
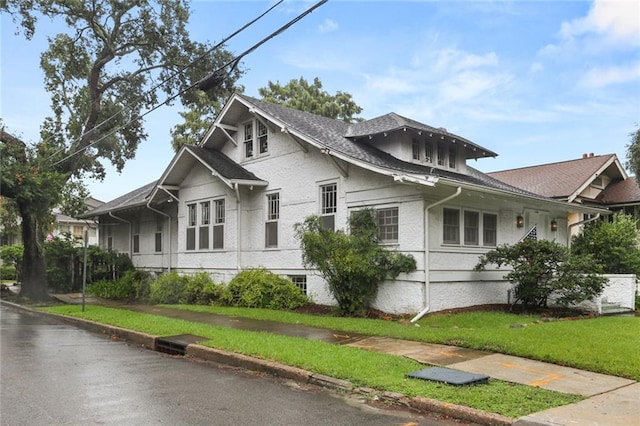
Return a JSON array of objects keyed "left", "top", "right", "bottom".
[
  {"left": 295, "top": 210, "right": 416, "bottom": 316},
  {"left": 1, "top": 1, "right": 242, "bottom": 301},
  {"left": 259, "top": 77, "right": 364, "bottom": 122},
  {"left": 625, "top": 127, "right": 640, "bottom": 178},
  {"left": 475, "top": 239, "right": 607, "bottom": 311},
  {"left": 571, "top": 214, "right": 640, "bottom": 275}
]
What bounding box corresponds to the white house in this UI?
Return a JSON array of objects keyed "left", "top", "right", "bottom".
[{"left": 82, "top": 94, "right": 606, "bottom": 315}]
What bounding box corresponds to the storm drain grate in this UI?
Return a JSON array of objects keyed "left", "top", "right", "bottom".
[
  {"left": 156, "top": 334, "right": 207, "bottom": 356},
  {"left": 406, "top": 367, "right": 489, "bottom": 386}
]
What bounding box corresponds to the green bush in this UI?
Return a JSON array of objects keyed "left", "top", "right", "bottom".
[
  {"left": 475, "top": 238, "right": 607, "bottom": 310},
  {"left": 571, "top": 214, "right": 640, "bottom": 275},
  {"left": 181, "top": 272, "right": 224, "bottom": 305},
  {"left": 0, "top": 264, "right": 17, "bottom": 281},
  {"left": 222, "top": 268, "right": 309, "bottom": 310},
  {"left": 149, "top": 271, "right": 188, "bottom": 304},
  {"left": 87, "top": 278, "right": 135, "bottom": 300},
  {"left": 295, "top": 210, "right": 416, "bottom": 316},
  {"left": 129, "top": 270, "right": 153, "bottom": 302}
]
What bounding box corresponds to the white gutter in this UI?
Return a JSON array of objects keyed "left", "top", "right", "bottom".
[
  {"left": 411, "top": 187, "right": 462, "bottom": 323},
  {"left": 146, "top": 201, "right": 172, "bottom": 273},
  {"left": 108, "top": 212, "right": 132, "bottom": 256}
]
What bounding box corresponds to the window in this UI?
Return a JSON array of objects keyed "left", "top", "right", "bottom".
[
  {"left": 320, "top": 183, "right": 337, "bottom": 231},
  {"left": 265, "top": 193, "right": 279, "bottom": 248},
  {"left": 106, "top": 226, "right": 113, "bottom": 251},
  {"left": 199, "top": 201, "right": 210, "bottom": 250},
  {"left": 258, "top": 121, "right": 268, "bottom": 154},
  {"left": 213, "top": 199, "right": 225, "bottom": 249},
  {"left": 424, "top": 141, "right": 433, "bottom": 163},
  {"left": 377, "top": 207, "right": 398, "bottom": 243},
  {"left": 449, "top": 146, "right": 457, "bottom": 169},
  {"left": 244, "top": 122, "right": 253, "bottom": 158},
  {"left": 444, "top": 208, "right": 498, "bottom": 246},
  {"left": 155, "top": 218, "right": 163, "bottom": 253},
  {"left": 483, "top": 213, "right": 497, "bottom": 247},
  {"left": 443, "top": 208, "right": 460, "bottom": 244},
  {"left": 73, "top": 225, "right": 84, "bottom": 242},
  {"left": 437, "top": 143, "right": 445, "bottom": 166},
  {"left": 132, "top": 221, "right": 140, "bottom": 253},
  {"left": 464, "top": 211, "right": 479, "bottom": 245},
  {"left": 289, "top": 275, "right": 307, "bottom": 295},
  {"left": 412, "top": 139, "right": 420, "bottom": 160},
  {"left": 186, "top": 203, "right": 196, "bottom": 250}
]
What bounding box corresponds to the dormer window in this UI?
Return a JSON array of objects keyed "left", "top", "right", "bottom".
[
  {"left": 412, "top": 139, "right": 420, "bottom": 160},
  {"left": 449, "top": 146, "right": 457, "bottom": 169},
  {"left": 424, "top": 141, "right": 433, "bottom": 163},
  {"left": 437, "top": 143, "right": 445, "bottom": 166},
  {"left": 242, "top": 119, "right": 269, "bottom": 159}
]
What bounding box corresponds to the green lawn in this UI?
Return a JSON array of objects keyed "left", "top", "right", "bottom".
[
  {"left": 42, "top": 304, "right": 581, "bottom": 419},
  {"left": 166, "top": 305, "right": 640, "bottom": 381}
]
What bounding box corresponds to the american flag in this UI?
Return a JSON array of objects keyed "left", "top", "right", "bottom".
[{"left": 520, "top": 225, "right": 537, "bottom": 242}]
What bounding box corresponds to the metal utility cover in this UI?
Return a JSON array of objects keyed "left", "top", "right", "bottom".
[{"left": 406, "top": 367, "right": 489, "bottom": 385}]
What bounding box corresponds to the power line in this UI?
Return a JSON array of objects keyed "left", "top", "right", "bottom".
[{"left": 44, "top": 0, "right": 284, "bottom": 165}]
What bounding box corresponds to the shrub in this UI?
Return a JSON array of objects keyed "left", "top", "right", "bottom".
[
  {"left": 181, "top": 272, "right": 224, "bottom": 305},
  {"left": 222, "top": 268, "right": 309, "bottom": 310},
  {"left": 0, "top": 264, "right": 17, "bottom": 281},
  {"left": 149, "top": 271, "right": 188, "bottom": 304},
  {"left": 295, "top": 210, "right": 416, "bottom": 316},
  {"left": 475, "top": 238, "right": 607, "bottom": 310},
  {"left": 571, "top": 214, "right": 640, "bottom": 275},
  {"left": 87, "top": 278, "right": 135, "bottom": 300}
]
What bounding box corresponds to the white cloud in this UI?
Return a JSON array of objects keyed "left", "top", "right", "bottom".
[
  {"left": 318, "top": 18, "right": 338, "bottom": 33},
  {"left": 560, "top": 0, "right": 640, "bottom": 43},
  {"left": 579, "top": 62, "right": 640, "bottom": 88}
]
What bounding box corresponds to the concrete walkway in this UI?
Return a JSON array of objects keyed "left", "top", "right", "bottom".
[{"left": 47, "top": 293, "right": 640, "bottom": 425}]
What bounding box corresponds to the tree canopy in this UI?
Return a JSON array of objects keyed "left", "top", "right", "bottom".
[
  {"left": 625, "top": 127, "right": 640, "bottom": 178},
  {"left": 1, "top": 0, "right": 242, "bottom": 300},
  {"left": 258, "top": 77, "right": 363, "bottom": 123}
]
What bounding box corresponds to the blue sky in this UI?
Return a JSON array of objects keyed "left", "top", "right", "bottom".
[{"left": 2, "top": 0, "right": 639, "bottom": 202}]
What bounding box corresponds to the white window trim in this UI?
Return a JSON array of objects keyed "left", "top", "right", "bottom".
[
  {"left": 242, "top": 118, "right": 269, "bottom": 160},
  {"left": 442, "top": 207, "right": 498, "bottom": 247}
]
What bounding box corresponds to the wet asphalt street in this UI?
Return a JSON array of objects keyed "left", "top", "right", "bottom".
[{"left": 0, "top": 305, "right": 472, "bottom": 426}]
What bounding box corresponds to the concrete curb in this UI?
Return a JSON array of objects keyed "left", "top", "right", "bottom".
[{"left": 1, "top": 300, "right": 513, "bottom": 425}]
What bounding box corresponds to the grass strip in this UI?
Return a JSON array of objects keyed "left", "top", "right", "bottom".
[
  {"left": 41, "top": 305, "right": 581, "bottom": 418},
  {"left": 167, "top": 305, "right": 640, "bottom": 380}
]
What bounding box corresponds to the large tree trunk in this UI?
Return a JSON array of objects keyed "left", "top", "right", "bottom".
[{"left": 18, "top": 204, "right": 50, "bottom": 302}]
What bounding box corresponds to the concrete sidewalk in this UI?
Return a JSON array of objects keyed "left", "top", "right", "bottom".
[{"left": 42, "top": 293, "right": 640, "bottom": 425}]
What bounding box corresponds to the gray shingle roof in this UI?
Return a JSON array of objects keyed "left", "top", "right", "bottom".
[
  {"left": 185, "top": 146, "right": 264, "bottom": 182},
  {"left": 596, "top": 177, "right": 640, "bottom": 204},
  {"left": 79, "top": 180, "right": 157, "bottom": 217}
]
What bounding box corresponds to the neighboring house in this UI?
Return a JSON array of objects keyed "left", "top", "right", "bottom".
[
  {"left": 81, "top": 94, "right": 605, "bottom": 314},
  {"left": 488, "top": 153, "right": 640, "bottom": 240},
  {"left": 51, "top": 196, "right": 104, "bottom": 246}
]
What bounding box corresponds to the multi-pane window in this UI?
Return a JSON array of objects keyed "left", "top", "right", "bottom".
[
  {"left": 377, "top": 207, "right": 398, "bottom": 243},
  {"left": 437, "top": 143, "right": 445, "bottom": 166},
  {"left": 132, "top": 221, "right": 140, "bottom": 253},
  {"left": 213, "top": 199, "right": 225, "bottom": 249},
  {"left": 449, "top": 147, "right": 457, "bottom": 169},
  {"left": 265, "top": 193, "right": 279, "bottom": 248},
  {"left": 289, "top": 275, "right": 307, "bottom": 295},
  {"left": 155, "top": 217, "right": 163, "bottom": 253},
  {"left": 412, "top": 139, "right": 420, "bottom": 160},
  {"left": 186, "top": 203, "right": 196, "bottom": 250},
  {"left": 424, "top": 141, "right": 433, "bottom": 163},
  {"left": 73, "top": 225, "right": 84, "bottom": 242},
  {"left": 444, "top": 208, "right": 498, "bottom": 246},
  {"left": 443, "top": 208, "right": 460, "bottom": 244},
  {"left": 258, "top": 121, "right": 268, "bottom": 154},
  {"left": 464, "top": 211, "right": 479, "bottom": 245},
  {"left": 320, "top": 183, "right": 337, "bottom": 231},
  {"left": 244, "top": 122, "right": 253, "bottom": 158},
  {"left": 106, "top": 225, "right": 113, "bottom": 250},
  {"left": 199, "top": 201, "right": 210, "bottom": 250}
]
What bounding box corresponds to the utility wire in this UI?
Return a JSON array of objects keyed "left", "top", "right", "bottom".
[
  {"left": 44, "top": 0, "right": 283, "bottom": 165},
  {"left": 52, "top": 0, "right": 327, "bottom": 168}
]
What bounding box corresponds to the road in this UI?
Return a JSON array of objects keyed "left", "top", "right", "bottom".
[{"left": 0, "top": 304, "right": 472, "bottom": 425}]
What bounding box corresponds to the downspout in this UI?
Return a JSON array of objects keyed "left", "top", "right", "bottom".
[
  {"left": 234, "top": 183, "right": 242, "bottom": 272},
  {"left": 108, "top": 212, "right": 132, "bottom": 257},
  {"left": 146, "top": 201, "right": 172, "bottom": 273},
  {"left": 568, "top": 213, "right": 600, "bottom": 246},
  {"left": 411, "top": 187, "right": 462, "bottom": 323}
]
